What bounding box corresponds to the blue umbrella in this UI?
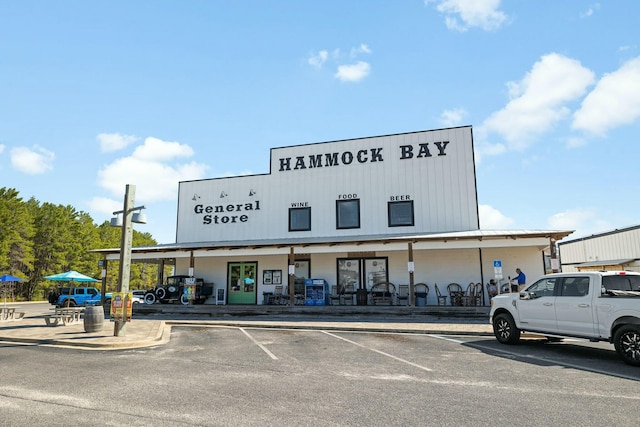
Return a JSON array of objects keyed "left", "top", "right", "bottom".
[
  {"left": 0, "top": 274, "right": 23, "bottom": 308},
  {"left": 44, "top": 270, "right": 98, "bottom": 282},
  {"left": 0, "top": 274, "right": 23, "bottom": 282}
]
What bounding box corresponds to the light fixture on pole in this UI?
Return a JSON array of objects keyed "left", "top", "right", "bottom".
[{"left": 110, "top": 184, "right": 146, "bottom": 337}]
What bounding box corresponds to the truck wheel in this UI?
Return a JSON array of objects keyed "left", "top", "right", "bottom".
[
  {"left": 180, "top": 294, "right": 189, "bottom": 305},
  {"left": 156, "top": 287, "right": 166, "bottom": 300},
  {"left": 144, "top": 293, "right": 157, "bottom": 305},
  {"left": 613, "top": 325, "right": 640, "bottom": 366},
  {"left": 65, "top": 300, "right": 77, "bottom": 307},
  {"left": 493, "top": 313, "right": 521, "bottom": 344}
]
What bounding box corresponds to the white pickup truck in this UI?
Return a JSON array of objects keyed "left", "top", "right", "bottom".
[{"left": 489, "top": 271, "right": 640, "bottom": 366}]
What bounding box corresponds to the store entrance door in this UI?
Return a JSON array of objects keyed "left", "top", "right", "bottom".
[{"left": 227, "top": 262, "right": 257, "bottom": 304}]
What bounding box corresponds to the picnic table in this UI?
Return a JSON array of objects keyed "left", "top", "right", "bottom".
[
  {"left": 0, "top": 306, "right": 25, "bottom": 322},
  {"left": 44, "top": 306, "right": 85, "bottom": 327}
]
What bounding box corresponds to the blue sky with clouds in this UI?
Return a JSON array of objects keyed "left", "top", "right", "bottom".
[{"left": 1, "top": 1, "right": 639, "bottom": 244}]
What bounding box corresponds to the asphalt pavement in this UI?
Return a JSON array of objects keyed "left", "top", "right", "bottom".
[{"left": 0, "top": 304, "right": 494, "bottom": 350}]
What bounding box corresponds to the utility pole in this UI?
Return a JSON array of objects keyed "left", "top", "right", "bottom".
[{"left": 112, "top": 184, "right": 146, "bottom": 337}]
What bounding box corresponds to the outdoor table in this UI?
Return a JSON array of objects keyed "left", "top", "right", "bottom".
[
  {"left": 450, "top": 291, "right": 464, "bottom": 306},
  {"left": 1, "top": 307, "right": 16, "bottom": 320},
  {"left": 44, "top": 306, "right": 85, "bottom": 326}
]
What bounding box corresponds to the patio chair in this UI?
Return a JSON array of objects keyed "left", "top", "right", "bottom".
[
  {"left": 342, "top": 284, "right": 355, "bottom": 305},
  {"left": 435, "top": 284, "right": 447, "bottom": 305},
  {"left": 272, "top": 285, "right": 284, "bottom": 305},
  {"left": 447, "top": 283, "right": 463, "bottom": 306},
  {"left": 461, "top": 282, "right": 476, "bottom": 306},
  {"left": 371, "top": 282, "right": 395, "bottom": 305},
  {"left": 396, "top": 285, "right": 410, "bottom": 306},
  {"left": 329, "top": 285, "right": 341, "bottom": 305},
  {"left": 474, "top": 282, "right": 483, "bottom": 306},
  {"left": 280, "top": 285, "right": 290, "bottom": 305}
]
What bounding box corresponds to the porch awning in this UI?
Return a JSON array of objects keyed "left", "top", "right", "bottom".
[{"left": 90, "top": 229, "right": 573, "bottom": 260}]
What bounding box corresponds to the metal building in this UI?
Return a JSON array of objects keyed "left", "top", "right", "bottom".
[
  {"left": 96, "top": 126, "right": 573, "bottom": 306},
  {"left": 559, "top": 225, "right": 640, "bottom": 272}
]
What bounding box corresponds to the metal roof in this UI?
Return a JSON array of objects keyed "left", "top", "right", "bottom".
[
  {"left": 91, "top": 229, "right": 574, "bottom": 256},
  {"left": 574, "top": 258, "right": 638, "bottom": 268}
]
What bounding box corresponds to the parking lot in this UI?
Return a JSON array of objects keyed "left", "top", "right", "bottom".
[{"left": 1, "top": 322, "right": 639, "bottom": 426}]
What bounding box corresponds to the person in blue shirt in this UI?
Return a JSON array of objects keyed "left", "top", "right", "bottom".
[{"left": 511, "top": 268, "right": 526, "bottom": 292}]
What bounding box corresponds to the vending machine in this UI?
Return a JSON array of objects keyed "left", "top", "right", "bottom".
[{"left": 304, "top": 278, "right": 329, "bottom": 305}]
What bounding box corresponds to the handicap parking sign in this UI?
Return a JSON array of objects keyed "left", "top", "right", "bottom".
[{"left": 494, "top": 260, "right": 502, "bottom": 268}]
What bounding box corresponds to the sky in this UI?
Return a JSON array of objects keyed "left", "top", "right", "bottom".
[{"left": 1, "top": 1, "right": 639, "bottom": 245}]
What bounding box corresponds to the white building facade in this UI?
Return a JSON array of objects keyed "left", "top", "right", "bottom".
[{"left": 99, "top": 126, "right": 572, "bottom": 306}]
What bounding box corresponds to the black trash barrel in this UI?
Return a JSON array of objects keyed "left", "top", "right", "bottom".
[
  {"left": 415, "top": 292, "right": 427, "bottom": 307},
  {"left": 356, "top": 289, "right": 368, "bottom": 306},
  {"left": 84, "top": 305, "right": 105, "bottom": 333}
]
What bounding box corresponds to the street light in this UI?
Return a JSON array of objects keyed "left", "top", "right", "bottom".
[{"left": 110, "top": 184, "right": 146, "bottom": 337}]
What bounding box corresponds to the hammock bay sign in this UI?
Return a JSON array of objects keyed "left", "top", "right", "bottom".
[{"left": 277, "top": 141, "right": 450, "bottom": 172}]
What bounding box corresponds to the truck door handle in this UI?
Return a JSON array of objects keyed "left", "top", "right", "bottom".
[{"left": 578, "top": 304, "right": 590, "bottom": 308}]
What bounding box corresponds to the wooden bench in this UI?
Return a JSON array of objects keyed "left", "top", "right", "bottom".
[{"left": 44, "top": 314, "right": 67, "bottom": 327}]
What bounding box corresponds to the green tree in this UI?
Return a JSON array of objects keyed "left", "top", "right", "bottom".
[{"left": 0, "top": 188, "right": 35, "bottom": 285}]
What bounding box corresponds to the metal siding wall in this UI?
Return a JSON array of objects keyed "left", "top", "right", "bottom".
[
  {"left": 559, "top": 228, "right": 640, "bottom": 265},
  {"left": 177, "top": 127, "right": 477, "bottom": 243}
]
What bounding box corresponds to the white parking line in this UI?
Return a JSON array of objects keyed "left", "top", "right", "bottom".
[
  {"left": 322, "top": 331, "right": 433, "bottom": 372},
  {"left": 239, "top": 328, "right": 278, "bottom": 360}
]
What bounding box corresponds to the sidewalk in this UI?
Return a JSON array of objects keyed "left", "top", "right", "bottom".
[{"left": 0, "top": 314, "right": 493, "bottom": 350}]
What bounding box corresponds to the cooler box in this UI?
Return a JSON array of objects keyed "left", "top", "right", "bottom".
[{"left": 304, "top": 279, "right": 329, "bottom": 305}]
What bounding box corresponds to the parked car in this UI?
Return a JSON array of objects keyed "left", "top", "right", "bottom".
[
  {"left": 144, "top": 275, "right": 214, "bottom": 305},
  {"left": 48, "top": 287, "right": 102, "bottom": 307},
  {"left": 490, "top": 271, "right": 640, "bottom": 366}
]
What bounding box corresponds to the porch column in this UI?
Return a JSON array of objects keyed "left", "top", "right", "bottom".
[
  {"left": 288, "top": 247, "right": 295, "bottom": 305},
  {"left": 408, "top": 242, "right": 414, "bottom": 306},
  {"left": 100, "top": 259, "right": 108, "bottom": 305},
  {"left": 550, "top": 237, "right": 559, "bottom": 272},
  {"left": 189, "top": 251, "right": 195, "bottom": 276}
]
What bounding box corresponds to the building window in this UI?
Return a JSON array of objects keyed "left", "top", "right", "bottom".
[
  {"left": 289, "top": 207, "right": 311, "bottom": 231},
  {"left": 388, "top": 201, "right": 414, "bottom": 227},
  {"left": 336, "top": 199, "right": 360, "bottom": 229}
]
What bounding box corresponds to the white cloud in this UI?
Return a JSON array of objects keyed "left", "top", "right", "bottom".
[
  {"left": 308, "top": 50, "right": 328, "bottom": 68},
  {"left": 98, "top": 133, "right": 138, "bottom": 152},
  {"left": 87, "top": 196, "right": 123, "bottom": 217},
  {"left": 580, "top": 3, "right": 600, "bottom": 19},
  {"left": 565, "top": 137, "right": 587, "bottom": 149},
  {"left": 97, "top": 136, "right": 207, "bottom": 202},
  {"left": 473, "top": 140, "right": 506, "bottom": 164},
  {"left": 309, "top": 45, "right": 373, "bottom": 83},
  {"left": 572, "top": 56, "right": 640, "bottom": 136},
  {"left": 335, "top": 61, "right": 371, "bottom": 82},
  {"left": 439, "top": 108, "right": 467, "bottom": 127},
  {"left": 479, "top": 204, "right": 514, "bottom": 229},
  {"left": 132, "top": 137, "right": 194, "bottom": 162},
  {"left": 547, "top": 208, "right": 611, "bottom": 237},
  {"left": 481, "top": 53, "right": 595, "bottom": 150},
  {"left": 0, "top": 144, "right": 4, "bottom": 154},
  {"left": 10, "top": 145, "right": 55, "bottom": 174},
  {"left": 350, "top": 44, "right": 372, "bottom": 57},
  {"left": 426, "top": 0, "right": 508, "bottom": 32}
]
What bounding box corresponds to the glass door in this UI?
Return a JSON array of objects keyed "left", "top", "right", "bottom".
[{"left": 227, "top": 262, "right": 257, "bottom": 304}]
